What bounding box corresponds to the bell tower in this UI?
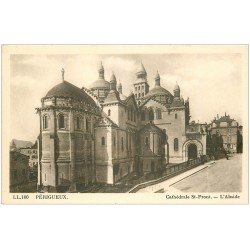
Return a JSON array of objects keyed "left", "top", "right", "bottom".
[{"left": 134, "top": 62, "right": 149, "bottom": 105}]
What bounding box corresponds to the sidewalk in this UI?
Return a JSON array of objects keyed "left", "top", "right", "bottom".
[{"left": 137, "top": 161, "right": 216, "bottom": 193}]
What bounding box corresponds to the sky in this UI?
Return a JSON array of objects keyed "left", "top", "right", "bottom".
[{"left": 10, "top": 53, "right": 243, "bottom": 143}]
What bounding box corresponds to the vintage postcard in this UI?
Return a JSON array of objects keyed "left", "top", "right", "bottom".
[{"left": 1, "top": 45, "right": 248, "bottom": 204}]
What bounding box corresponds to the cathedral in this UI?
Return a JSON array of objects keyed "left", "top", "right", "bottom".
[{"left": 36, "top": 62, "right": 206, "bottom": 191}]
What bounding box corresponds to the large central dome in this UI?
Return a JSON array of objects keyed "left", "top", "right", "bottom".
[{"left": 46, "top": 81, "right": 97, "bottom": 106}]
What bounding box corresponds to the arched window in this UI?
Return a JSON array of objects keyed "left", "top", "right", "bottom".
[
  {"left": 121, "top": 137, "right": 124, "bottom": 151},
  {"left": 76, "top": 117, "right": 81, "bottom": 129},
  {"left": 141, "top": 110, "right": 145, "bottom": 121},
  {"left": 145, "top": 137, "right": 149, "bottom": 146},
  {"left": 156, "top": 109, "right": 162, "bottom": 119},
  {"left": 138, "top": 101, "right": 141, "bottom": 105},
  {"left": 101, "top": 137, "right": 105, "bottom": 146},
  {"left": 135, "top": 94, "right": 137, "bottom": 98},
  {"left": 149, "top": 109, "right": 154, "bottom": 121},
  {"left": 43, "top": 115, "right": 48, "bottom": 129},
  {"left": 175, "top": 113, "right": 178, "bottom": 119},
  {"left": 108, "top": 109, "right": 111, "bottom": 116},
  {"left": 58, "top": 114, "right": 65, "bottom": 129},
  {"left": 174, "top": 138, "right": 179, "bottom": 151},
  {"left": 86, "top": 118, "right": 90, "bottom": 132},
  {"left": 138, "top": 93, "right": 141, "bottom": 98}
]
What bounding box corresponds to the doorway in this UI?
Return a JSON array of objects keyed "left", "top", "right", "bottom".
[{"left": 188, "top": 144, "right": 197, "bottom": 160}]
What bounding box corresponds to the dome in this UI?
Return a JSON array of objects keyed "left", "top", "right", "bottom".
[
  {"left": 45, "top": 81, "right": 97, "bottom": 106},
  {"left": 174, "top": 84, "right": 180, "bottom": 91},
  {"left": 89, "top": 61, "right": 110, "bottom": 90},
  {"left": 155, "top": 70, "right": 160, "bottom": 80},
  {"left": 143, "top": 85, "right": 173, "bottom": 99},
  {"left": 98, "top": 61, "right": 104, "bottom": 73},
  {"left": 136, "top": 62, "right": 147, "bottom": 75},
  {"left": 89, "top": 78, "right": 110, "bottom": 89},
  {"left": 110, "top": 72, "right": 116, "bottom": 83}
]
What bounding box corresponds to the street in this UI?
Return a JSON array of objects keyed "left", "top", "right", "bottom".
[
  {"left": 137, "top": 154, "right": 242, "bottom": 193},
  {"left": 173, "top": 154, "right": 242, "bottom": 192}
]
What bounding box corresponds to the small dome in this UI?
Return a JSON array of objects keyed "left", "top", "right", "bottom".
[
  {"left": 155, "top": 70, "right": 161, "bottom": 86},
  {"left": 98, "top": 61, "right": 104, "bottom": 73},
  {"left": 174, "top": 84, "right": 180, "bottom": 91},
  {"left": 45, "top": 81, "right": 97, "bottom": 107},
  {"left": 89, "top": 61, "right": 110, "bottom": 90},
  {"left": 136, "top": 62, "right": 147, "bottom": 75},
  {"left": 155, "top": 70, "right": 160, "bottom": 80},
  {"left": 110, "top": 72, "right": 116, "bottom": 83},
  {"left": 90, "top": 79, "right": 110, "bottom": 89},
  {"left": 143, "top": 86, "right": 173, "bottom": 100}
]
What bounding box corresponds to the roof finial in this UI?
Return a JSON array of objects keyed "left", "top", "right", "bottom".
[
  {"left": 155, "top": 70, "right": 160, "bottom": 86},
  {"left": 98, "top": 61, "right": 104, "bottom": 79},
  {"left": 118, "top": 79, "right": 122, "bottom": 94},
  {"left": 61, "top": 68, "right": 65, "bottom": 82}
]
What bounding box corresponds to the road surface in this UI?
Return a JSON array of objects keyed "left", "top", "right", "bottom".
[
  {"left": 173, "top": 154, "right": 242, "bottom": 192},
  {"left": 137, "top": 154, "right": 242, "bottom": 193}
]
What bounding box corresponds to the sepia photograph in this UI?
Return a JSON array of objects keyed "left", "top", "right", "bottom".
[
  {"left": 1, "top": 2, "right": 250, "bottom": 250},
  {"left": 2, "top": 45, "right": 248, "bottom": 204}
]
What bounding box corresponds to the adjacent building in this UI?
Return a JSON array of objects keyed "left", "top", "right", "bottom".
[
  {"left": 36, "top": 63, "right": 207, "bottom": 192},
  {"left": 10, "top": 150, "right": 30, "bottom": 191},
  {"left": 19, "top": 144, "right": 38, "bottom": 170},
  {"left": 210, "top": 113, "right": 243, "bottom": 153}
]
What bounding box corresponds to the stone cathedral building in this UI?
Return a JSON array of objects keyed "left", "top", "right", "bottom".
[{"left": 36, "top": 62, "right": 206, "bottom": 191}]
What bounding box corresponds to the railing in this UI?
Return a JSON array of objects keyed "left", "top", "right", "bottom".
[{"left": 128, "top": 157, "right": 206, "bottom": 193}]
